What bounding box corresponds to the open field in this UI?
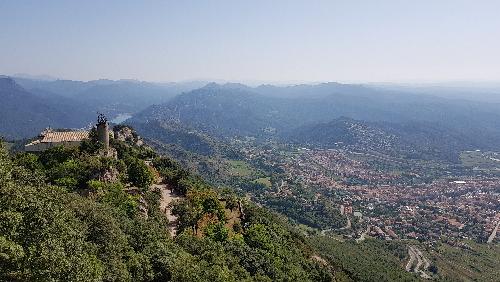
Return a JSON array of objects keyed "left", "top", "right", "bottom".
[
  {"left": 460, "top": 151, "right": 500, "bottom": 169},
  {"left": 254, "top": 177, "right": 272, "bottom": 188},
  {"left": 428, "top": 240, "right": 500, "bottom": 281},
  {"left": 227, "top": 160, "right": 254, "bottom": 176}
]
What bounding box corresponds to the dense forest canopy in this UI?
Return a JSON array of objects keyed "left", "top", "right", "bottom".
[{"left": 0, "top": 127, "right": 337, "bottom": 281}]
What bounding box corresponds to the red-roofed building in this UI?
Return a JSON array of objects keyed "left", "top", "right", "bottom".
[{"left": 25, "top": 128, "right": 89, "bottom": 152}]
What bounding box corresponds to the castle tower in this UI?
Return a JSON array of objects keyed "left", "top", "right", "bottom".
[{"left": 96, "top": 113, "right": 109, "bottom": 151}]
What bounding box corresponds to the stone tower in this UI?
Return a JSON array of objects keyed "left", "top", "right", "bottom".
[{"left": 96, "top": 113, "right": 109, "bottom": 151}]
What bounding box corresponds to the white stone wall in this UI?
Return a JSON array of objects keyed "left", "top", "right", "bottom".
[{"left": 25, "top": 141, "right": 82, "bottom": 152}]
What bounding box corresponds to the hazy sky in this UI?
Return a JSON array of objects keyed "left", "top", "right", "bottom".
[{"left": 1, "top": 0, "right": 499, "bottom": 83}]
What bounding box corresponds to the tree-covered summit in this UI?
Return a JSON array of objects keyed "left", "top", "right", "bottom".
[{"left": 0, "top": 126, "right": 335, "bottom": 281}]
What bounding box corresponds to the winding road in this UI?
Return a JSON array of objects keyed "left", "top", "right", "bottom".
[
  {"left": 487, "top": 221, "right": 499, "bottom": 243},
  {"left": 355, "top": 225, "right": 371, "bottom": 243},
  {"left": 406, "top": 246, "right": 431, "bottom": 279}
]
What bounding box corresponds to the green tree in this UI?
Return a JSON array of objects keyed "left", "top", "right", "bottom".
[
  {"left": 126, "top": 158, "right": 154, "bottom": 190},
  {"left": 39, "top": 145, "right": 78, "bottom": 169},
  {"left": 13, "top": 152, "right": 43, "bottom": 172}
]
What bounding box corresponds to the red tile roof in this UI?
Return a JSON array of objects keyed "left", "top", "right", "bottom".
[{"left": 39, "top": 131, "right": 89, "bottom": 143}]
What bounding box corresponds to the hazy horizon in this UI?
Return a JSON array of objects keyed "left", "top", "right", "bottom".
[
  {"left": 1, "top": 1, "right": 500, "bottom": 83},
  {"left": 6, "top": 72, "right": 500, "bottom": 89}
]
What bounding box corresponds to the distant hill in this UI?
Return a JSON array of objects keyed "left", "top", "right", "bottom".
[
  {"left": 130, "top": 120, "right": 229, "bottom": 157},
  {"left": 287, "top": 117, "right": 494, "bottom": 161},
  {"left": 0, "top": 76, "right": 205, "bottom": 139},
  {"left": 12, "top": 77, "right": 204, "bottom": 117},
  {"left": 5, "top": 76, "right": 500, "bottom": 157},
  {"left": 73, "top": 81, "right": 174, "bottom": 115},
  {"left": 254, "top": 82, "right": 373, "bottom": 99},
  {"left": 11, "top": 73, "right": 59, "bottom": 81},
  {"left": 371, "top": 82, "right": 500, "bottom": 104},
  {"left": 130, "top": 82, "right": 500, "bottom": 159},
  {"left": 130, "top": 83, "right": 286, "bottom": 137},
  {"left": 0, "top": 77, "right": 93, "bottom": 139},
  {"left": 286, "top": 117, "right": 400, "bottom": 151}
]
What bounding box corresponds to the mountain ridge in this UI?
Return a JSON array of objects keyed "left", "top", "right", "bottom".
[
  {"left": 129, "top": 82, "right": 500, "bottom": 161},
  {"left": 0, "top": 77, "right": 92, "bottom": 139}
]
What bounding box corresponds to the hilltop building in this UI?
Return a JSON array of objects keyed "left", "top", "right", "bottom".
[
  {"left": 24, "top": 114, "right": 111, "bottom": 152},
  {"left": 24, "top": 129, "right": 89, "bottom": 152}
]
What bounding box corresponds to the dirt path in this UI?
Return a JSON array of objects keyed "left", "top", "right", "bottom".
[
  {"left": 406, "top": 246, "right": 431, "bottom": 279},
  {"left": 405, "top": 247, "right": 417, "bottom": 272},
  {"left": 487, "top": 221, "right": 499, "bottom": 243},
  {"left": 345, "top": 216, "right": 352, "bottom": 229},
  {"left": 153, "top": 178, "right": 181, "bottom": 236},
  {"left": 355, "top": 225, "right": 371, "bottom": 243}
]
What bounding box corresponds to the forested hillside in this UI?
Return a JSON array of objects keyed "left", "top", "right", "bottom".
[
  {"left": 12, "top": 77, "right": 203, "bottom": 116},
  {"left": 130, "top": 82, "right": 500, "bottom": 161},
  {"left": 287, "top": 117, "right": 493, "bottom": 162},
  {"left": 0, "top": 76, "right": 203, "bottom": 139},
  {"left": 0, "top": 127, "right": 337, "bottom": 281},
  {"left": 2, "top": 122, "right": 498, "bottom": 282},
  {"left": 0, "top": 77, "right": 94, "bottom": 139}
]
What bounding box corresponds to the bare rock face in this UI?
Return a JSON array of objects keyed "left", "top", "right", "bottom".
[
  {"left": 138, "top": 196, "right": 149, "bottom": 219},
  {"left": 99, "top": 168, "right": 120, "bottom": 182},
  {"left": 135, "top": 139, "right": 144, "bottom": 146},
  {"left": 114, "top": 126, "right": 143, "bottom": 146}
]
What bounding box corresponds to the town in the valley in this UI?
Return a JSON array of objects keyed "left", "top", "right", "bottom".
[{"left": 232, "top": 140, "right": 500, "bottom": 245}]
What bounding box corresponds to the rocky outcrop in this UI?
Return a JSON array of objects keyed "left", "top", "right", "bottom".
[{"left": 113, "top": 125, "right": 143, "bottom": 146}]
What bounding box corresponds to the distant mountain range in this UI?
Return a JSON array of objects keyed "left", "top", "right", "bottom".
[
  {"left": 12, "top": 76, "right": 205, "bottom": 117},
  {"left": 2, "top": 76, "right": 500, "bottom": 161},
  {"left": 130, "top": 82, "right": 500, "bottom": 161},
  {"left": 133, "top": 82, "right": 500, "bottom": 133},
  {"left": 371, "top": 82, "right": 500, "bottom": 103},
  {"left": 0, "top": 77, "right": 93, "bottom": 139},
  {"left": 287, "top": 117, "right": 494, "bottom": 161},
  {"left": 0, "top": 76, "right": 203, "bottom": 139}
]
